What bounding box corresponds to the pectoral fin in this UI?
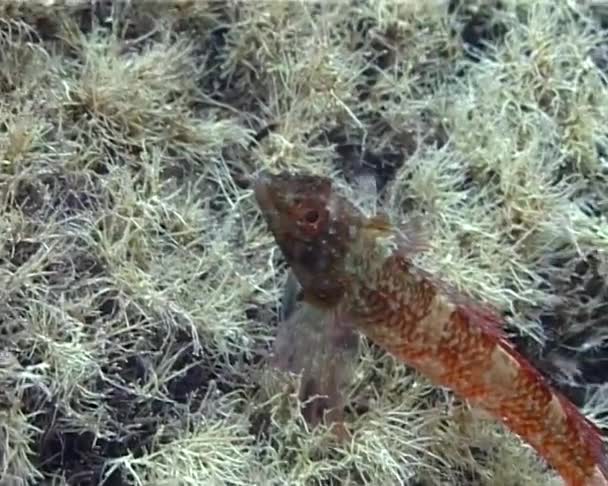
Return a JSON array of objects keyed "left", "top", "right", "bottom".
[{"left": 270, "top": 278, "right": 359, "bottom": 438}]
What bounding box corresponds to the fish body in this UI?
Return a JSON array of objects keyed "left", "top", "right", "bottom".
[
  {"left": 254, "top": 170, "right": 608, "bottom": 486},
  {"left": 348, "top": 251, "right": 608, "bottom": 486}
]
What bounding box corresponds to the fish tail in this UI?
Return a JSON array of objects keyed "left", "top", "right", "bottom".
[
  {"left": 480, "top": 338, "right": 608, "bottom": 486},
  {"left": 430, "top": 303, "right": 608, "bottom": 486},
  {"left": 553, "top": 390, "right": 608, "bottom": 486}
]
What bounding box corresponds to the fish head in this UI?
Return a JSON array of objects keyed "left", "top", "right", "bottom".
[{"left": 254, "top": 170, "right": 364, "bottom": 307}]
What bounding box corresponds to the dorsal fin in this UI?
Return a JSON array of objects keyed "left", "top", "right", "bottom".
[{"left": 391, "top": 254, "right": 509, "bottom": 341}]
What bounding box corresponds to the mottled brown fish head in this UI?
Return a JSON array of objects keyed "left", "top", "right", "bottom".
[{"left": 254, "top": 170, "right": 363, "bottom": 308}]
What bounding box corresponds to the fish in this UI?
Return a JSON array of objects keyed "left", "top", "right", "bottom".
[{"left": 254, "top": 169, "right": 608, "bottom": 486}]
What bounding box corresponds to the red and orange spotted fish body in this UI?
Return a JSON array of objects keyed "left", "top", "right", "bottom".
[{"left": 254, "top": 170, "right": 608, "bottom": 486}]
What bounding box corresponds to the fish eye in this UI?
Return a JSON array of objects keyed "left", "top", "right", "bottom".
[{"left": 303, "top": 209, "right": 319, "bottom": 224}]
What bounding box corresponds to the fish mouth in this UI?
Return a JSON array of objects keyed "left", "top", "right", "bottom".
[
  {"left": 253, "top": 170, "right": 282, "bottom": 230},
  {"left": 253, "top": 171, "right": 274, "bottom": 212}
]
